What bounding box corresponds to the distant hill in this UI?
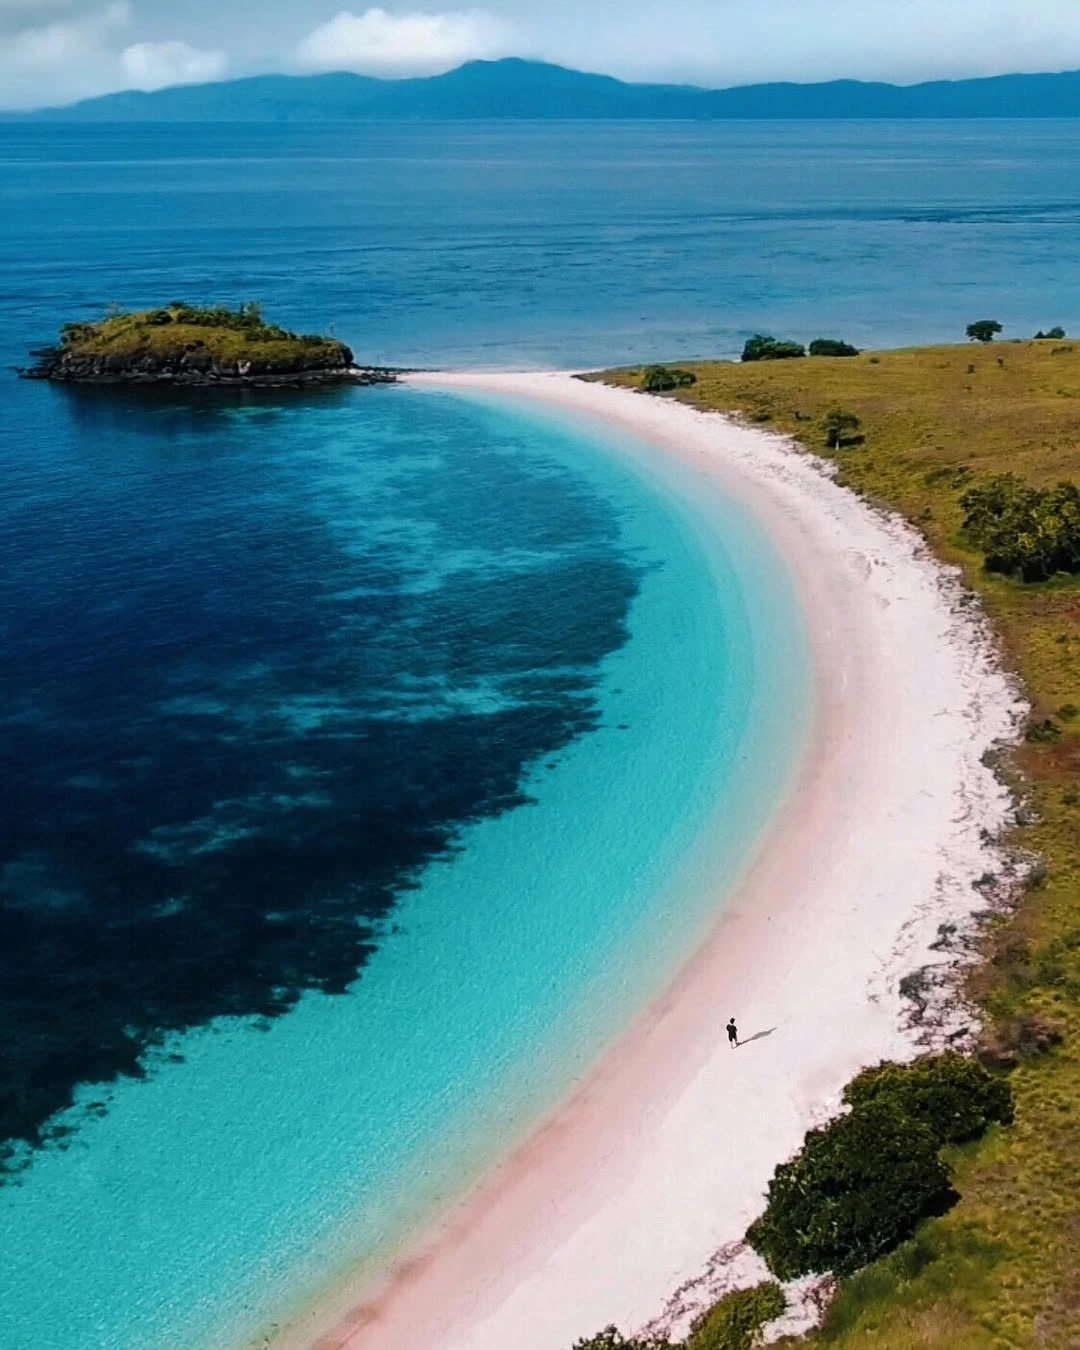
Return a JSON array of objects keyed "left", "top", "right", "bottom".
[{"left": 12, "top": 59, "right": 1080, "bottom": 121}]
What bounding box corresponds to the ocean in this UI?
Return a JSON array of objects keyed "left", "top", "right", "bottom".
[{"left": 0, "top": 119, "right": 1076, "bottom": 1347}]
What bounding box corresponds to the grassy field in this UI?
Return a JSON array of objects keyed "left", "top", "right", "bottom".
[{"left": 597, "top": 342, "right": 1080, "bottom": 1349}]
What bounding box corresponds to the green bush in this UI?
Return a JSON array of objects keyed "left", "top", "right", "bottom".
[
  {"left": 822, "top": 407, "right": 862, "bottom": 449},
  {"left": 642, "top": 365, "right": 698, "bottom": 392},
  {"left": 741, "top": 335, "right": 806, "bottom": 362},
  {"left": 745, "top": 1099, "right": 955, "bottom": 1280},
  {"left": 960, "top": 473, "right": 1080, "bottom": 580},
  {"left": 1035, "top": 327, "right": 1066, "bottom": 340},
  {"left": 809, "top": 338, "right": 860, "bottom": 357},
  {"left": 59, "top": 321, "right": 96, "bottom": 346},
  {"left": 572, "top": 1329, "right": 672, "bottom": 1350},
  {"left": 686, "top": 1282, "right": 785, "bottom": 1350},
  {"left": 842, "top": 1053, "right": 1013, "bottom": 1145}
]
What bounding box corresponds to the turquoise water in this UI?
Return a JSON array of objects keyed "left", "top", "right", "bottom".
[{"left": 0, "top": 385, "right": 810, "bottom": 1348}]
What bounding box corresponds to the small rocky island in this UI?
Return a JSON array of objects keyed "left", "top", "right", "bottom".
[{"left": 20, "top": 302, "right": 397, "bottom": 387}]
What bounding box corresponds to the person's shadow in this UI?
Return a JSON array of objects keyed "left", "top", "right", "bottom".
[{"left": 738, "top": 1027, "right": 777, "bottom": 1047}]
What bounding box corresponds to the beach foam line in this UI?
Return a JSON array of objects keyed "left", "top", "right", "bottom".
[{"left": 274, "top": 372, "right": 1023, "bottom": 1350}]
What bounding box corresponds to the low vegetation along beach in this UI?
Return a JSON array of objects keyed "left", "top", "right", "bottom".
[{"left": 268, "top": 338, "right": 1080, "bottom": 1350}]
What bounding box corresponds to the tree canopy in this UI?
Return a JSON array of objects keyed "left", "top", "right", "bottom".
[
  {"left": 745, "top": 1055, "right": 1012, "bottom": 1281},
  {"left": 745, "top": 1099, "right": 955, "bottom": 1280},
  {"left": 842, "top": 1053, "right": 1013, "bottom": 1145},
  {"left": 822, "top": 407, "right": 862, "bottom": 449},
  {"left": 741, "top": 335, "right": 806, "bottom": 362},
  {"left": 641, "top": 365, "right": 697, "bottom": 392},
  {"left": 966, "top": 319, "right": 1003, "bottom": 343},
  {"left": 960, "top": 474, "right": 1080, "bottom": 580},
  {"left": 808, "top": 338, "right": 860, "bottom": 357}
]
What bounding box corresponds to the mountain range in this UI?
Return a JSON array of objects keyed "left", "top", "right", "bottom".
[{"left": 12, "top": 59, "right": 1080, "bottom": 121}]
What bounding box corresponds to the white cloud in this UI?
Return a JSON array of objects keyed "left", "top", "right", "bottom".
[
  {"left": 523, "top": 0, "right": 1080, "bottom": 87},
  {"left": 295, "top": 7, "right": 512, "bottom": 77},
  {"left": 121, "top": 39, "right": 228, "bottom": 89},
  {"left": 0, "top": 1, "right": 228, "bottom": 109}
]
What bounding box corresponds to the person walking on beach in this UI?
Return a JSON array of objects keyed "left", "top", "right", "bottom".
[{"left": 726, "top": 1017, "right": 739, "bottom": 1048}]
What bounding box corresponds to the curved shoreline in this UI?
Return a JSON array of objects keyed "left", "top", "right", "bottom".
[{"left": 273, "top": 372, "right": 1023, "bottom": 1350}]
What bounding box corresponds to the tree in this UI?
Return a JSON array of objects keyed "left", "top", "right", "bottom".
[
  {"left": 641, "top": 365, "right": 697, "bottom": 392},
  {"left": 741, "top": 335, "right": 806, "bottom": 362},
  {"left": 822, "top": 407, "right": 861, "bottom": 449},
  {"left": 842, "top": 1054, "right": 1012, "bottom": 1145},
  {"left": 809, "top": 338, "right": 860, "bottom": 357},
  {"left": 745, "top": 1099, "right": 955, "bottom": 1280},
  {"left": 1034, "top": 326, "right": 1066, "bottom": 340},
  {"left": 960, "top": 474, "right": 1080, "bottom": 580},
  {"left": 966, "top": 319, "right": 1003, "bottom": 343}
]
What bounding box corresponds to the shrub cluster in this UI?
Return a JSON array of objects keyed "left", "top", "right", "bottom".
[
  {"left": 842, "top": 1054, "right": 1013, "bottom": 1144},
  {"left": 1034, "top": 326, "right": 1066, "bottom": 340},
  {"left": 573, "top": 1283, "right": 784, "bottom": 1350},
  {"left": 641, "top": 365, "right": 698, "bottom": 392},
  {"left": 809, "top": 338, "right": 860, "bottom": 357},
  {"left": 154, "top": 302, "right": 297, "bottom": 342},
  {"left": 741, "top": 335, "right": 805, "bottom": 362},
  {"left": 685, "top": 1282, "right": 786, "bottom": 1350},
  {"left": 572, "top": 1330, "right": 672, "bottom": 1350},
  {"left": 745, "top": 1055, "right": 1012, "bottom": 1281},
  {"left": 960, "top": 474, "right": 1080, "bottom": 580},
  {"left": 741, "top": 335, "right": 859, "bottom": 362}
]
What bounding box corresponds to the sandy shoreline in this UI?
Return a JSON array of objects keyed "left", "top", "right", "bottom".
[{"left": 274, "top": 372, "right": 1022, "bottom": 1350}]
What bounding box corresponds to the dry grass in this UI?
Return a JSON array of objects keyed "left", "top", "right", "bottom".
[{"left": 595, "top": 341, "right": 1080, "bottom": 1349}]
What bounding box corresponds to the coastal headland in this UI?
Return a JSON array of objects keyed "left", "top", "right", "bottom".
[
  {"left": 269, "top": 365, "right": 1028, "bottom": 1350},
  {"left": 19, "top": 302, "right": 396, "bottom": 388}
]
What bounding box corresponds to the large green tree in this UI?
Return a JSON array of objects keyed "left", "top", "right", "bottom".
[
  {"left": 966, "top": 319, "right": 1003, "bottom": 342},
  {"left": 741, "top": 335, "right": 806, "bottom": 362},
  {"left": 961, "top": 474, "right": 1080, "bottom": 580},
  {"left": 745, "top": 1100, "right": 955, "bottom": 1280},
  {"left": 842, "top": 1053, "right": 1013, "bottom": 1144}
]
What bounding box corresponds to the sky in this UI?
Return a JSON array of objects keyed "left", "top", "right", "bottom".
[{"left": 2, "top": 0, "right": 1080, "bottom": 110}]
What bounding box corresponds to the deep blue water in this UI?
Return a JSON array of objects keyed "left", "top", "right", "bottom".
[
  {"left": 0, "top": 119, "right": 1074, "bottom": 1346},
  {"left": 0, "top": 378, "right": 642, "bottom": 1161},
  {"left": 3, "top": 121, "right": 1080, "bottom": 371}
]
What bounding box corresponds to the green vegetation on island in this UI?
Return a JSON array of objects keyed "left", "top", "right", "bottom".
[
  {"left": 20, "top": 302, "right": 390, "bottom": 387},
  {"left": 593, "top": 332, "right": 1080, "bottom": 1347}
]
